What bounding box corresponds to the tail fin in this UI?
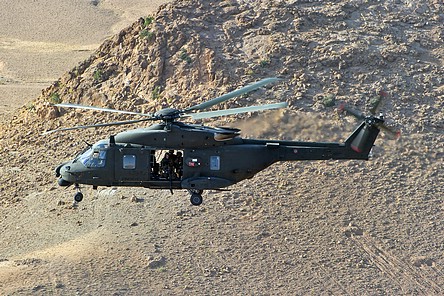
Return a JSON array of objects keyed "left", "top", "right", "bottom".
[{"left": 345, "top": 119, "right": 381, "bottom": 156}]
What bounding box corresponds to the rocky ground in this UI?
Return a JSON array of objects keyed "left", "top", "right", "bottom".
[{"left": 0, "top": 0, "right": 443, "bottom": 295}]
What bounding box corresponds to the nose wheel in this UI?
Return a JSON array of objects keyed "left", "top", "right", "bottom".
[
  {"left": 73, "top": 183, "right": 83, "bottom": 204},
  {"left": 188, "top": 189, "right": 203, "bottom": 206},
  {"left": 74, "top": 192, "right": 83, "bottom": 202}
]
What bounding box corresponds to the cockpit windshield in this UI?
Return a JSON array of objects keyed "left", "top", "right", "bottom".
[{"left": 78, "top": 140, "right": 109, "bottom": 168}]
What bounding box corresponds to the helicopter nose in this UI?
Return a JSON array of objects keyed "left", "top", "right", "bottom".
[
  {"left": 56, "top": 162, "right": 74, "bottom": 186},
  {"left": 55, "top": 162, "right": 68, "bottom": 177}
]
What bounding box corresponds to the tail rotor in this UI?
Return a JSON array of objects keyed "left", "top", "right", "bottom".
[{"left": 338, "top": 91, "right": 401, "bottom": 140}]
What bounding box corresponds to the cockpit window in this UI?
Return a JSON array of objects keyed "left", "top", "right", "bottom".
[{"left": 79, "top": 141, "right": 108, "bottom": 168}]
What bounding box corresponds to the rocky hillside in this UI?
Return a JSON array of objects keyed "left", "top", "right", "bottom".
[
  {"left": 1, "top": 0, "right": 443, "bottom": 202},
  {"left": 10, "top": 1, "right": 444, "bottom": 122},
  {"left": 0, "top": 0, "right": 443, "bottom": 294}
]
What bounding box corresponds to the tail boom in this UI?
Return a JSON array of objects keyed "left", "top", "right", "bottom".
[{"left": 243, "top": 120, "right": 380, "bottom": 162}]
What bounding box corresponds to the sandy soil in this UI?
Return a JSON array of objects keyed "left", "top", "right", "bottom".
[{"left": 0, "top": 0, "right": 167, "bottom": 116}]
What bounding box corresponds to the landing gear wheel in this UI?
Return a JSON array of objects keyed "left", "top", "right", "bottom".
[
  {"left": 190, "top": 193, "right": 203, "bottom": 206},
  {"left": 74, "top": 192, "right": 83, "bottom": 203}
]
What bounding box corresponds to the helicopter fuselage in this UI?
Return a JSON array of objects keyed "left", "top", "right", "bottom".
[
  {"left": 49, "top": 77, "right": 393, "bottom": 206},
  {"left": 57, "top": 120, "right": 379, "bottom": 205}
]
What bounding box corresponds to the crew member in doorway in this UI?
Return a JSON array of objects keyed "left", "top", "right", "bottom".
[
  {"left": 174, "top": 151, "right": 183, "bottom": 178},
  {"left": 161, "top": 150, "right": 177, "bottom": 179}
]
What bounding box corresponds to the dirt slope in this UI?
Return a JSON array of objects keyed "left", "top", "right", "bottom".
[{"left": 0, "top": 0, "right": 443, "bottom": 295}]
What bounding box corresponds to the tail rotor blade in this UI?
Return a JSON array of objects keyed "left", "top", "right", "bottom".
[
  {"left": 369, "top": 90, "right": 387, "bottom": 115},
  {"left": 338, "top": 103, "right": 366, "bottom": 120},
  {"left": 375, "top": 122, "right": 401, "bottom": 139}
]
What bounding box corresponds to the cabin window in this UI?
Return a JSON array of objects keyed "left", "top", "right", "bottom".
[
  {"left": 210, "top": 156, "right": 220, "bottom": 171},
  {"left": 123, "top": 155, "right": 136, "bottom": 169}
]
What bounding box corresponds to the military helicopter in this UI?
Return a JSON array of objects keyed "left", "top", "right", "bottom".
[{"left": 45, "top": 77, "right": 399, "bottom": 206}]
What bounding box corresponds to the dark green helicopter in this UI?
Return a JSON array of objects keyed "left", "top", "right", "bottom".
[{"left": 45, "top": 78, "right": 399, "bottom": 205}]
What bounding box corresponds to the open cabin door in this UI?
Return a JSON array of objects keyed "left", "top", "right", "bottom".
[
  {"left": 150, "top": 150, "right": 183, "bottom": 181},
  {"left": 145, "top": 150, "right": 184, "bottom": 190}
]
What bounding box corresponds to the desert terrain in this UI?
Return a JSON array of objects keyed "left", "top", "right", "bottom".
[
  {"left": 0, "top": 0, "right": 167, "bottom": 116},
  {"left": 0, "top": 0, "right": 443, "bottom": 295}
]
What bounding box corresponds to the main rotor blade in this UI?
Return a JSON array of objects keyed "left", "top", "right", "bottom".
[
  {"left": 186, "top": 102, "right": 288, "bottom": 120},
  {"left": 42, "top": 118, "right": 152, "bottom": 135},
  {"left": 183, "top": 77, "right": 281, "bottom": 112},
  {"left": 55, "top": 103, "right": 154, "bottom": 117}
]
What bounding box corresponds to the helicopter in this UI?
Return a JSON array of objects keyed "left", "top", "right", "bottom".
[{"left": 45, "top": 77, "right": 399, "bottom": 206}]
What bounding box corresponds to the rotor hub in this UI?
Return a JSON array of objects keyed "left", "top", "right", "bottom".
[
  {"left": 154, "top": 108, "right": 181, "bottom": 121},
  {"left": 365, "top": 116, "right": 384, "bottom": 126}
]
